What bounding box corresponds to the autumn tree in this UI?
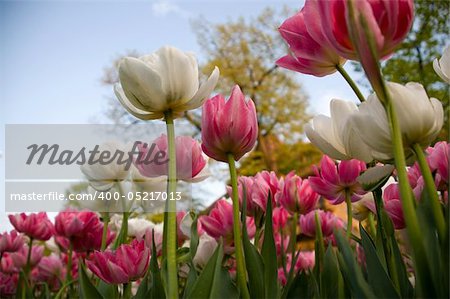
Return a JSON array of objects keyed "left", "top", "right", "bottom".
[{"left": 192, "top": 7, "right": 314, "bottom": 173}]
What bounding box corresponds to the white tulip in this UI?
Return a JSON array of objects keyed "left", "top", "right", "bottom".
[
  {"left": 433, "top": 46, "right": 450, "bottom": 84},
  {"left": 115, "top": 46, "right": 220, "bottom": 120},
  {"left": 127, "top": 218, "right": 155, "bottom": 239},
  {"left": 80, "top": 142, "right": 130, "bottom": 191},
  {"left": 193, "top": 234, "right": 217, "bottom": 269},
  {"left": 305, "top": 99, "right": 375, "bottom": 163},
  {"left": 351, "top": 82, "right": 444, "bottom": 161}
]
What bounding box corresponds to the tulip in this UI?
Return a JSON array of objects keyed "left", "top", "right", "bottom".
[
  {"left": 299, "top": 210, "right": 344, "bottom": 238},
  {"left": 115, "top": 46, "right": 219, "bottom": 120},
  {"left": 277, "top": 0, "right": 346, "bottom": 77},
  {"left": 252, "top": 171, "right": 280, "bottom": 212},
  {"left": 0, "top": 230, "right": 24, "bottom": 254},
  {"left": 10, "top": 245, "right": 44, "bottom": 269},
  {"left": 280, "top": 172, "right": 319, "bottom": 214},
  {"left": 350, "top": 82, "right": 444, "bottom": 161},
  {"left": 315, "top": 0, "right": 414, "bottom": 97},
  {"left": 309, "top": 155, "right": 367, "bottom": 205},
  {"left": 433, "top": 46, "right": 450, "bottom": 84},
  {"left": 80, "top": 142, "right": 130, "bottom": 191},
  {"left": 199, "top": 199, "right": 255, "bottom": 253},
  {"left": 55, "top": 209, "right": 113, "bottom": 252},
  {"left": 0, "top": 272, "right": 17, "bottom": 298},
  {"left": 279, "top": 251, "right": 315, "bottom": 285},
  {"left": 193, "top": 234, "right": 218, "bottom": 269},
  {"left": 35, "top": 254, "right": 65, "bottom": 290},
  {"left": 135, "top": 134, "right": 207, "bottom": 182},
  {"left": 272, "top": 207, "right": 289, "bottom": 232},
  {"left": 305, "top": 99, "right": 375, "bottom": 163},
  {"left": 141, "top": 225, "right": 164, "bottom": 255},
  {"left": 86, "top": 239, "right": 150, "bottom": 284},
  {"left": 8, "top": 212, "right": 54, "bottom": 241},
  {"left": 201, "top": 85, "right": 258, "bottom": 162},
  {"left": 1, "top": 254, "right": 17, "bottom": 273},
  {"left": 226, "top": 176, "right": 257, "bottom": 216},
  {"left": 427, "top": 141, "right": 449, "bottom": 191}
]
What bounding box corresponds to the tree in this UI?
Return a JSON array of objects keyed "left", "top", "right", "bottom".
[
  {"left": 191, "top": 7, "right": 311, "bottom": 172},
  {"left": 355, "top": 1, "right": 449, "bottom": 140}
]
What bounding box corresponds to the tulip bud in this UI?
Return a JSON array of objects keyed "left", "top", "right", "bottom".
[{"left": 201, "top": 85, "right": 258, "bottom": 162}]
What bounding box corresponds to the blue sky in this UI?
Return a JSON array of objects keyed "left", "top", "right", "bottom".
[{"left": 0, "top": 0, "right": 366, "bottom": 230}]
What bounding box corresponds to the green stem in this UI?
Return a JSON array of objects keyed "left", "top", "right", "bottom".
[
  {"left": 101, "top": 212, "right": 110, "bottom": 251},
  {"left": 345, "top": 191, "right": 352, "bottom": 238},
  {"left": 336, "top": 64, "right": 365, "bottom": 103},
  {"left": 412, "top": 143, "right": 445, "bottom": 241},
  {"left": 164, "top": 111, "right": 179, "bottom": 299},
  {"left": 290, "top": 212, "right": 298, "bottom": 255},
  {"left": 227, "top": 154, "right": 250, "bottom": 299},
  {"left": 122, "top": 283, "right": 132, "bottom": 299},
  {"left": 66, "top": 242, "right": 73, "bottom": 297},
  {"left": 384, "top": 88, "right": 435, "bottom": 297},
  {"left": 367, "top": 212, "right": 376, "bottom": 239},
  {"left": 23, "top": 237, "right": 33, "bottom": 299}
]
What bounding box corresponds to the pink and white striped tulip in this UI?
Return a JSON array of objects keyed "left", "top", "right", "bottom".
[
  {"left": 8, "top": 213, "right": 54, "bottom": 241},
  {"left": 277, "top": 0, "right": 345, "bottom": 77},
  {"left": 135, "top": 134, "right": 207, "bottom": 182},
  {"left": 309, "top": 155, "right": 367, "bottom": 205},
  {"left": 299, "top": 210, "right": 344, "bottom": 238},
  {"left": 201, "top": 85, "right": 258, "bottom": 162},
  {"left": 280, "top": 172, "right": 319, "bottom": 214},
  {"left": 0, "top": 231, "right": 24, "bottom": 254},
  {"left": 199, "top": 199, "right": 255, "bottom": 252},
  {"left": 252, "top": 171, "right": 280, "bottom": 212},
  {"left": 10, "top": 245, "right": 44, "bottom": 269},
  {"left": 86, "top": 239, "right": 150, "bottom": 284}
]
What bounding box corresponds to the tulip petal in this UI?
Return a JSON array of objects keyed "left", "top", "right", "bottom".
[{"left": 183, "top": 66, "right": 220, "bottom": 110}]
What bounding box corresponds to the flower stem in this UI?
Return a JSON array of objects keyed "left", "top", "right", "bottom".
[
  {"left": 384, "top": 89, "right": 435, "bottom": 296},
  {"left": 66, "top": 242, "right": 73, "bottom": 296},
  {"left": 412, "top": 143, "right": 445, "bottom": 241},
  {"left": 164, "top": 110, "right": 179, "bottom": 299},
  {"left": 101, "top": 212, "right": 110, "bottom": 251},
  {"left": 336, "top": 64, "right": 365, "bottom": 103},
  {"left": 290, "top": 212, "right": 298, "bottom": 254},
  {"left": 344, "top": 191, "right": 352, "bottom": 238},
  {"left": 227, "top": 154, "right": 250, "bottom": 299}
]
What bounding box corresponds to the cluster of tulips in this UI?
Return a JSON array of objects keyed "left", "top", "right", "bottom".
[{"left": 2, "top": 0, "right": 450, "bottom": 298}]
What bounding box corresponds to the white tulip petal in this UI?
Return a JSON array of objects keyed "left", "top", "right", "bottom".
[
  {"left": 305, "top": 123, "right": 348, "bottom": 160},
  {"left": 114, "top": 84, "right": 163, "bottom": 120},
  {"left": 433, "top": 46, "right": 450, "bottom": 84},
  {"left": 119, "top": 57, "right": 167, "bottom": 111},
  {"left": 182, "top": 66, "right": 220, "bottom": 111}
]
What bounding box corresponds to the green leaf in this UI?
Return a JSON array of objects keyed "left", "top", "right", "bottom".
[
  {"left": 334, "top": 229, "right": 375, "bottom": 298},
  {"left": 149, "top": 229, "right": 165, "bottom": 299},
  {"left": 186, "top": 243, "right": 238, "bottom": 299},
  {"left": 183, "top": 265, "right": 198, "bottom": 299},
  {"left": 241, "top": 182, "right": 265, "bottom": 299},
  {"left": 176, "top": 247, "right": 191, "bottom": 264},
  {"left": 357, "top": 164, "right": 394, "bottom": 191},
  {"left": 360, "top": 225, "right": 399, "bottom": 298},
  {"left": 189, "top": 215, "right": 199, "bottom": 259},
  {"left": 78, "top": 261, "right": 104, "bottom": 299},
  {"left": 16, "top": 270, "right": 32, "bottom": 299},
  {"left": 98, "top": 280, "right": 119, "bottom": 299},
  {"left": 261, "top": 194, "right": 279, "bottom": 299},
  {"left": 321, "top": 245, "right": 341, "bottom": 299},
  {"left": 313, "top": 211, "right": 325, "bottom": 295},
  {"left": 286, "top": 271, "right": 313, "bottom": 299}
]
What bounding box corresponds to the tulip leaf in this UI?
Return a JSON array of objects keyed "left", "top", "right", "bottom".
[
  {"left": 189, "top": 215, "right": 199, "bottom": 258},
  {"left": 360, "top": 225, "right": 400, "bottom": 298},
  {"left": 183, "top": 265, "right": 198, "bottom": 299},
  {"left": 78, "top": 261, "right": 104, "bottom": 299},
  {"left": 176, "top": 247, "right": 191, "bottom": 263},
  {"left": 321, "top": 245, "right": 342, "bottom": 299},
  {"left": 98, "top": 280, "right": 119, "bottom": 299},
  {"left": 261, "top": 194, "right": 279, "bottom": 299},
  {"left": 186, "top": 242, "right": 238, "bottom": 299},
  {"left": 357, "top": 164, "right": 394, "bottom": 191},
  {"left": 150, "top": 229, "right": 165, "bottom": 299},
  {"left": 334, "top": 229, "right": 375, "bottom": 298},
  {"left": 313, "top": 211, "right": 325, "bottom": 295},
  {"left": 286, "top": 271, "right": 313, "bottom": 299},
  {"left": 241, "top": 183, "right": 265, "bottom": 299},
  {"left": 16, "top": 271, "right": 32, "bottom": 299}
]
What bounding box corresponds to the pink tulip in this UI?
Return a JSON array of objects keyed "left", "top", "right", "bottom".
[
  {"left": 277, "top": 0, "right": 345, "bottom": 77},
  {"left": 10, "top": 245, "right": 44, "bottom": 269},
  {"left": 34, "top": 254, "right": 65, "bottom": 290},
  {"left": 427, "top": 141, "right": 449, "bottom": 192},
  {"left": 86, "top": 239, "right": 150, "bottom": 284},
  {"left": 141, "top": 227, "right": 163, "bottom": 256},
  {"left": 0, "top": 230, "right": 24, "bottom": 254},
  {"left": 274, "top": 233, "right": 290, "bottom": 255},
  {"left": 280, "top": 172, "right": 319, "bottom": 214},
  {"left": 8, "top": 212, "right": 54, "bottom": 241},
  {"left": 0, "top": 272, "right": 17, "bottom": 298},
  {"left": 1, "top": 254, "right": 17, "bottom": 273},
  {"left": 273, "top": 207, "right": 289, "bottom": 232},
  {"left": 201, "top": 85, "right": 258, "bottom": 162},
  {"left": 278, "top": 251, "right": 315, "bottom": 285},
  {"left": 199, "top": 199, "right": 255, "bottom": 252},
  {"left": 252, "top": 171, "right": 280, "bottom": 212},
  {"left": 309, "top": 155, "right": 367, "bottom": 205},
  {"left": 135, "top": 135, "right": 207, "bottom": 181},
  {"left": 55, "top": 209, "right": 113, "bottom": 252},
  {"left": 227, "top": 176, "right": 258, "bottom": 216},
  {"left": 314, "top": 0, "right": 414, "bottom": 97},
  {"left": 299, "top": 210, "right": 344, "bottom": 238}
]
